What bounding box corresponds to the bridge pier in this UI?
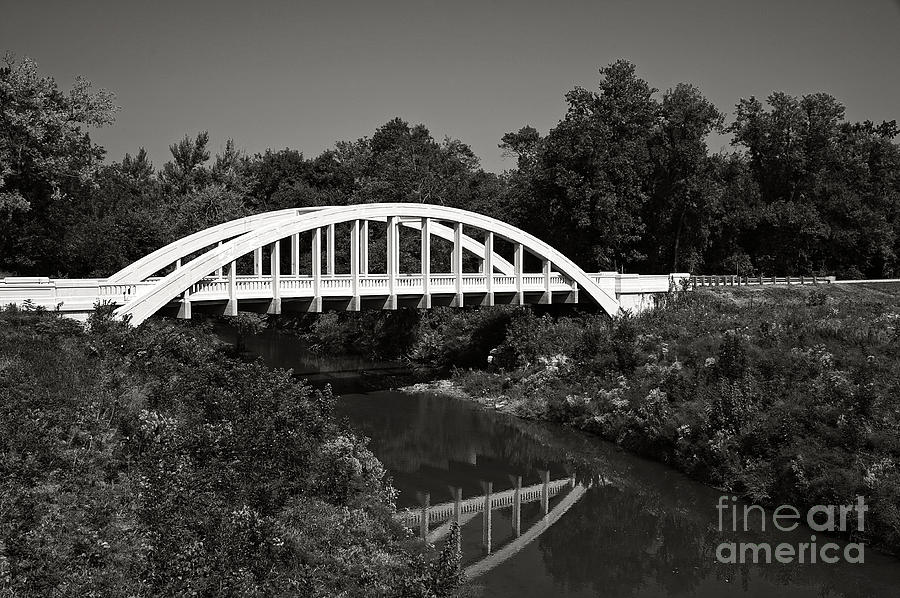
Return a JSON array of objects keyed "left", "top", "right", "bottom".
[
  {"left": 290, "top": 233, "right": 300, "bottom": 276},
  {"left": 326, "top": 223, "right": 335, "bottom": 276},
  {"left": 360, "top": 220, "right": 369, "bottom": 275},
  {"left": 215, "top": 241, "right": 223, "bottom": 278},
  {"left": 177, "top": 296, "right": 191, "bottom": 319},
  {"left": 176, "top": 256, "right": 191, "bottom": 319}
]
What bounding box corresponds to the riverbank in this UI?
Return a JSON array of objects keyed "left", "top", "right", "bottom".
[
  {"left": 0, "top": 306, "right": 462, "bottom": 597},
  {"left": 401, "top": 380, "right": 522, "bottom": 415}
]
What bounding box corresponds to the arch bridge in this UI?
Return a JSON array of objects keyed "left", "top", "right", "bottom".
[{"left": 0, "top": 204, "right": 688, "bottom": 324}]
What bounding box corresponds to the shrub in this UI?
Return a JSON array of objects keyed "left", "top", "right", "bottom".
[{"left": 0, "top": 309, "right": 456, "bottom": 597}]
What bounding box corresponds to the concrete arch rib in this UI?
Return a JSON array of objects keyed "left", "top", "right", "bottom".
[
  {"left": 115, "top": 204, "right": 620, "bottom": 325},
  {"left": 108, "top": 207, "right": 513, "bottom": 283},
  {"left": 106, "top": 208, "right": 307, "bottom": 283}
]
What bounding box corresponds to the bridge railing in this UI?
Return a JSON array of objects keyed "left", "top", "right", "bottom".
[
  {"left": 279, "top": 278, "right": 315, "bottom": 291},
  {"left": 98, "top": 281, "right": 158, "bottom": 302},
  {"left": 83, "top": 273, "right": 575, "bottom": 306},
  {"left": 150, "top": 272, "right": 582, "bottom": 302}
]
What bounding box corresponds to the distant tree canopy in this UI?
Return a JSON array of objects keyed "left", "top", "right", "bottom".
[{"left": 1, "top": 55, "right": 898, "bottom": 279}]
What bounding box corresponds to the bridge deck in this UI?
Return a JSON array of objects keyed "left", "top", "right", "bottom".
[
  {"left": 101, "top": 272, "right": 578, "bottom": 303},
  {"left": 1, "top": 272, "right": 680, "bottom": 318}
]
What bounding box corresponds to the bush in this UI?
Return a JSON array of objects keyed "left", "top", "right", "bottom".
[{"left": 0, "top": 309, "right": 457, "bottom": 597}]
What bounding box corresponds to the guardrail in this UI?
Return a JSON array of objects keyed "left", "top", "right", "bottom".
[{"left": 690, "top": 274, "right": 836, "bottom": 288}]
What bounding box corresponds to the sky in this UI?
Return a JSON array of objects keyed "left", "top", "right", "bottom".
[{"left": 2, "top": 0, "right": 899, "bottom": 173}]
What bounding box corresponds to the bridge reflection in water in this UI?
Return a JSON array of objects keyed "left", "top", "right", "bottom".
[{"left": 396, "top": 471, "right": 598, "bottom": 578}]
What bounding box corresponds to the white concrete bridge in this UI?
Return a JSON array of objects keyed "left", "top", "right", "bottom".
[{"left": 0, "top": 204, "right": 688, "bottom": 324}]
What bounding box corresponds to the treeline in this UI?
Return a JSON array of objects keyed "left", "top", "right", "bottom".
[{"left": 1, "top": 54, "right": 899, "bottom": 278}]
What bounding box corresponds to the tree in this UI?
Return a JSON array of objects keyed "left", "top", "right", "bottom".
[
  {"left": 62, "top": 153, "right": 169, "bottom": 277},
  {"left": 246, "top": 148, "right": 313, "bottom": 209},
  {"left": 729, "top": 91, "right": 899, "bottom": 276},
  {"left": 171, "top": 184, "right": 249, "bottom": 237},
  {"left": 498, "top": 126, "right": 544, "bottom": 232},
  {"left": 643, "top": 83, "right": 724, "bottom": 272},
  {"left": 344, "top": 117, "right": 485, "bottom": 208},
  {"left": 244, "top": 148, "right": 349, "bottom": 210},
  {"left": 160, "top": 131, "right": 211, "bottom": 195},
  {"left": 505, "top": 60, "right": 660, "bottom": 271},
  {"left": 703, "top": 153, "right": 763, "bottom": 275},
  {"left": 211, "top": 138, "right": 250, "bottom": 191},
  {"left": 0, "top": 53, "right": 117, "bottom": 274},
  {"left": 500, "top": 125, "right": 541, "bottom": 170},
  {"left": 121, "top": 147, "right": 154, "bottom": 182}
]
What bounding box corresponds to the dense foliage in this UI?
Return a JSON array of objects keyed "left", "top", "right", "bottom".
[
  {"left": 2, "top": 55, "right": 898, "bottom": 279},
  {"left": 0, "top": 308, "right": 462, "bottom": 597},
  {"left": 423, "top": 286, "right": 900, "bottom": 554}
]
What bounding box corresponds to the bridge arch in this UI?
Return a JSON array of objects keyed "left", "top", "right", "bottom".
[
  {"left": 114, "top": 203, "right": 620, "bottom": 325},
  {"left": 107, "top": 208, "right": 306, "bottom": 283},
  {"left": 107, "top": 207, "right": 515, "bottom": 284}
]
